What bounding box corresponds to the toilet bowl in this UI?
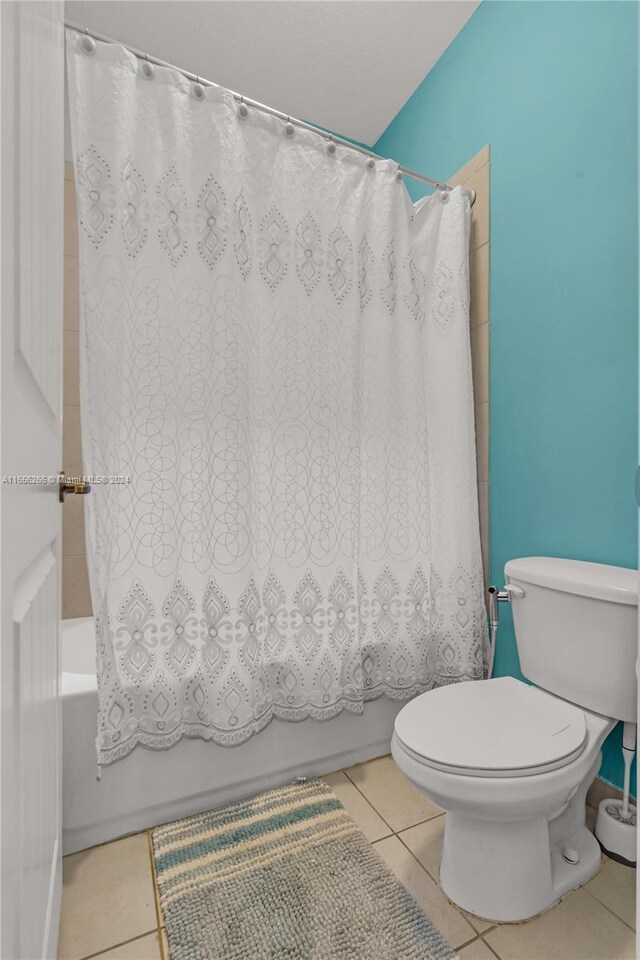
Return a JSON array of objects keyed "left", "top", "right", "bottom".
[
  {"left": 392, "top": 557, "right": 638, "bottom": 923},
  {"left": 392, "top": 677, "right": 614, "bottom": 922}
]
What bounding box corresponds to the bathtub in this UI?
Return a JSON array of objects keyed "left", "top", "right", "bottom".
[{"left": 62, "top": 617, "right": 402, "bottom": 854}]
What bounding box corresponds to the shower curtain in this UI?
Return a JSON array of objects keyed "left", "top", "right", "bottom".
[{"left": 67, "top": 33, "right": 487, "bottom": 766}]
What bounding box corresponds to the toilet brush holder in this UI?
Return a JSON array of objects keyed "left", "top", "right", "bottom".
[{"left": 594, "top": 798, "right": 636, "bottom": 867}]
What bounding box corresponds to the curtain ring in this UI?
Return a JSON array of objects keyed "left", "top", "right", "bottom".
[
  {"left": 327, "top": 134, "right": 336, "bottom": 155},
  {"left": 285, "top": 116, "right": 294, "bottom": 137},
  {"left": 238, "top": 94, "right": 248, "bottom": 119},
  {"left": 140, "top": 52, "right": 155, "bottom": 79},
  {"left": 192, "top": 75, "right": 205, "bottom": 100},
  {"left": 80, "top": 26, "right": 96, "bottom": 55}
]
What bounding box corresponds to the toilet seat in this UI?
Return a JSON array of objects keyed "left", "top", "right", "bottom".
[{"left": 394, "top": 676, "right": 588, "bottom": 778}]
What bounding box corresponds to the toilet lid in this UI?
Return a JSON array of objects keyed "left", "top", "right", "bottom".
[{"left": 394, "top": 677, "right": 588, "bottom": 778}]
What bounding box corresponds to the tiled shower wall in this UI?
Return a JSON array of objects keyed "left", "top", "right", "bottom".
[{"left": 61, "top": 150, "right": 490, "bottom": 617}]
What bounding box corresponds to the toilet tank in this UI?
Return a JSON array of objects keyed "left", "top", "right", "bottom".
[{"left": 505, "top": 557, "right": 638, "bottom": 722}]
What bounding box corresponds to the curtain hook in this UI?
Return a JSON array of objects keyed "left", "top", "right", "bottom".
[
  {"left": 238, "top": 94, "right": 248, "bottom": 119},
  {"left": 327, "top": 134, "right": 336, "bottom": 155},
  {"left": 285, "top": 116, "right": 294, "bottom": 137}
]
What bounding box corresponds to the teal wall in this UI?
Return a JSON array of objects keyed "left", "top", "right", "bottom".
[{"left": 375, "top": 0, "right": 638, "bottom": 791}]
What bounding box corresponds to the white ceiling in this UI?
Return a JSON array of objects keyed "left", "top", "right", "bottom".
[{"left": 65, "top": 1, "right": 480, "bottom": 146}]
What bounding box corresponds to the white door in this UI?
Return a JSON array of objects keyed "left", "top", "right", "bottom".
[{"left": 0, "top": 2, "right": 65, "bottom": 957}]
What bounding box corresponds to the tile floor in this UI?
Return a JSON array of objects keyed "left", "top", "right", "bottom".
[{"left": 57, "top": 756, "right": 636, "bottom": 960}]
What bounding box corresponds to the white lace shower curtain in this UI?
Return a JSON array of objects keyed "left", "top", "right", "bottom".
[{"left": 67, "top": 33, "right": 487, "bottom": 766}]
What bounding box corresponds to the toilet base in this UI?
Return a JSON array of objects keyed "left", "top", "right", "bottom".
[
  {"left": 436, "top": 752, "right": 604, "bottom": 922},
  {"left": 440, "top": 813, "right": 601, "bottom": 922}
]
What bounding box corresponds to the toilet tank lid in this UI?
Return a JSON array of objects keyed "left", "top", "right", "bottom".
[{"left": 505, "top": 557, "right": 638, "bottom": 606}]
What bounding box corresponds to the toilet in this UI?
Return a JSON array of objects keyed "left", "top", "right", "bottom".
[{"left": 391, "top": 557, "right": 638, "bottom": 923}]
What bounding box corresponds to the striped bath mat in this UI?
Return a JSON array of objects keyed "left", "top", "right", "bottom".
[{"left": 152, "top": 779, "right": 455, "bottom": 960}]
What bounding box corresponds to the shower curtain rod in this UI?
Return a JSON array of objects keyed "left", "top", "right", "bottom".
[{"left": 64, "top": 19, "right": 475, "bottom": 206}]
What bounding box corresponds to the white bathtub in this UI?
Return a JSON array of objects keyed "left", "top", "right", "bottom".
[{"left": 62, "top": 617, "right": 402, "bottom": 854}]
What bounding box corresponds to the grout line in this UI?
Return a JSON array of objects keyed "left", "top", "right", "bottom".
[
  {"left": 371, "top": 834, "right": 393, "bottom": 848},
  {"left": 455, "top": 932, "right": 482, "bottom": 952},
  {"left": 76, "top": 929, "right": 158, "bottom": 960},
  {"left": 580, "top": 881, "right": 636, "bottom": 933},
  {"left": 470, "top": 239, "right": 489, "bottom": 257},
  {"left": 392, "top": 831, "right": 476, "bottom": 935},
  {"left": 464, "top": 922, "right": 497, "bottom": 942},
  {"left": 341, "top": 753, "right": 391, "bottom": 769},
  {"left": 450, "top": 155, "right": 490, "bottom": 192},
  {"left": 394, "top": 810, "right": 446, "bottom": 835},
  {"left": 393, "top": 827, "right": 499, "bottom": 942},
  {"left": 340, "top": 762, "right": 445, "bottom": 838},
  {"left": 341, "top": 768, "right": 396, "bottom": 835},
  {"left": 479, "top": 934, "right": 502, "bottom": 959},
  {"left": 63, "top": 828, "right": 148, "bottom": 860},
  {"left": 376, "top": 824, "right": 487, "bottom": 953},
  {"left": 394, "top": 829, "right": 441, "bottom": 886},
  {"left": 147, "top": 829, "right": 167, "bottom": 959},
  {"left": 463, "top": 162, "right": 490, "bottom": 188}
]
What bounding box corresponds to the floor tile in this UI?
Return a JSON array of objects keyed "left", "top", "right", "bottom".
[
  {"left": 459, "top": 912, "right": 496, "bottom": 938},
  {"left": 345, "top": 755, "right": 442, "bottom": 831},
  {"left": 484, "top": 888, "right": 636, "bottom": 960},
  {"left": 321, "top": 771, "right": 391, "bottom": 841},
  {"left": 373, "top": 836, "right": 476, "bottom": 950},
  {"left": 95, "top": 931, "right": 162, "bottom": 959},
  {"left": 57, "top": 834, "right": 157, "bottom": 960},
  {"left": 585, "top": 857, "right": 636, "bottom": 930},
  {"left": 399, "top": 817, "right": 494, "bottom": 934},
  {"left": 457, "top": 939, "right": 496, "bottom": 960},
  {"left": 399, "top": 814, "right": 445, "bottom": 878}
]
